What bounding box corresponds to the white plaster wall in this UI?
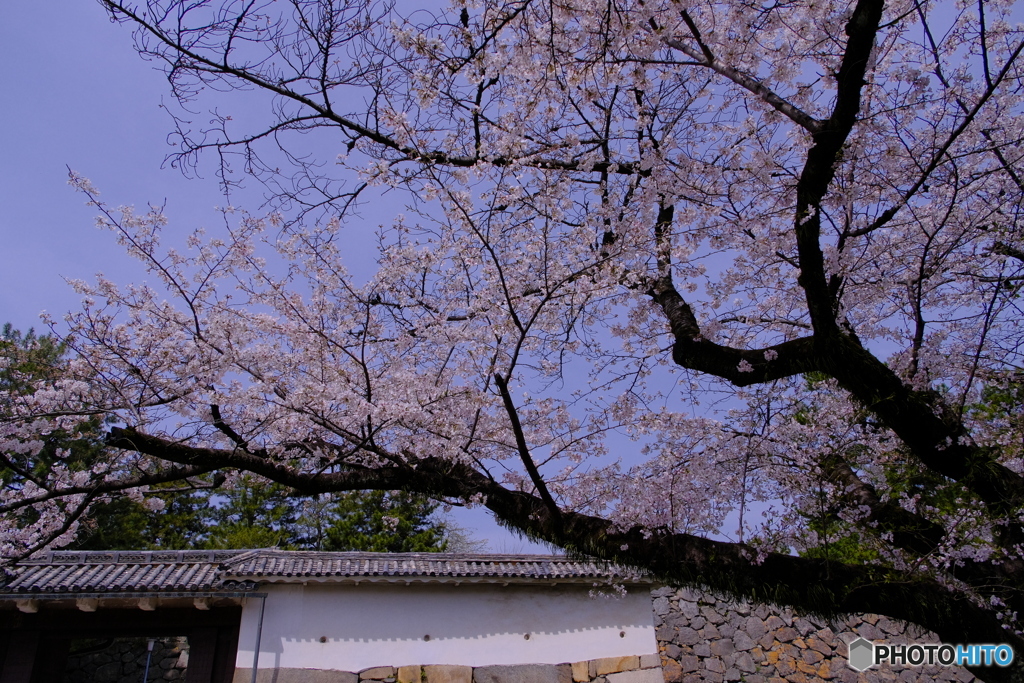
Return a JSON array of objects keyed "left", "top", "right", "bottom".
[{"left": 235, "top": 582, "right": 656, "bottom": 672}]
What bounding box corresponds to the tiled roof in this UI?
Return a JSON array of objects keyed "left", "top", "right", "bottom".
[
  {"left": 1, "top": 550, "right": 644, "bottom": 595},
  {"left": 222, "top": 550, "right": 646, "bottom": 584},
  {"left": 3, "top": 550, "right": 246, "bottom": 594}
]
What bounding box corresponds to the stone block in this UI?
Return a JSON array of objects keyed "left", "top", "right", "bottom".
[
  {"left": 724, "top": 668, "right": 742, "bottom": 681},
  {"left": 572, "top": 661, "right": 590, "bottom": 682},
  {"left": 856, "top": 624, "right": 883, "bottom": 641},
  {"left": 709, "top": 639, "right": 734, "bottom": 658},
  {"left": 662, "top": 659, "right": 683, "bottom": 683},
  {"left": 397, "top": 666, "right": 422, "bottom": 683},
  {"left": 361, "top": 666, "right": 397, "bottom": 680},
  {"left": 775, "top": 658, "right": 796, "bottom": 676},
  {"left": 594, "top": 656, "right": 639, "bottom": 675},
  {"left": 234, "top": 670, "right": 359, "bottom": 683},
  {"left": 473, "top": 663, "right": 571, "bottom": 683},
  {"left": 733, "top": 631, "right": 755, "bottom": 652},
  {"left": 676, "top": 627, "right": 700, "bottom": 646},
  {"left": 700, "top": 606, "right": 726, "bottom": 625},
  {"left": 877, "top": 617, "right": 902, "bottom": 635},
  {"left": 693, "top": 643, "right": 711, "bottom": 658},
  {"left": 605, "top": 670, "right": 663, "bottom": 683},
  {"left": 794, "top": 618, "right": 815, "bottom": 636},
  {"left": 656, "top": 624, "right": 677, "bottom": 641},
  {"left": 638, "top": 654, "right": 660, "bottom": 670},
  {"left": 807, "top": 637, "right": 832, "bottom": 657},
  {"left": 741, "top": 618, "right": 765, "bottom": 643},
  {"left": 663, "top": 643, "right": 682, "bottom": 659},
  {"left": 701, "top": 624, "right": 721, "bottom": 640},
  {"left": 678, "top": 601, "right": 699, "bottom": 619},
  {"left": 653, "top": 597, "right": 671, "bottom": 615},
  {"left": 425, "top": 665, "right": 472, "bottom": 683},
  {"left": 775, "top": 627, "right": 799, "bottom": 642},
  {"left": 667, "top": 614, "right": 691, "bottom": 631},
  {"left": 795, "top": 661, "right": 820, "bottom": 676},
  {"left": 705, "top": 657, "right": 725, "bottom": 674},
  {"left": 95, "top": 662, "right": 120, "bottom": 682},
  {"left": 734, "top": 652, "right": 756, "bottom": 673},
  {"left": 679, "top": 656, "right": 699, "bottom": 673}
]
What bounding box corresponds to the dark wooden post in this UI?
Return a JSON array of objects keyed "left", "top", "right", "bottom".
[
  {"left": 212, "top": 624, "right": 241, "bottom": 683},
  {"left": 30, "top": 636, "right": 70, "bottom": 683},
  {"left": 187, "top": 626, "right": 218, "bottom": 683},
  {"left": 0, "top": 630, "right": 39, "bottom": 683}
]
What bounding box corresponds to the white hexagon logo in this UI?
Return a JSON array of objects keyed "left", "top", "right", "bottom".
[{"left": 848, "top": 637, "right": 875, "bottom": 671}]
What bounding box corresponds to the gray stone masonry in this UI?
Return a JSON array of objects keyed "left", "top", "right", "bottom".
[
  {"left": 63, "top": 636, "right": 189, "bottom": 683},
  {"left": 652, "top": 586, "right": 979, "bottom": 683}
]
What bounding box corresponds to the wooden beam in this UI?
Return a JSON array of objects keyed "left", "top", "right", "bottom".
[{"left": 0, "top": 631, "right": 39, "bottom": 683}]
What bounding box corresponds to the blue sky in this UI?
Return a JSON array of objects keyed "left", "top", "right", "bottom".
[{"left": 0, "top": 1, "right": 228, "bottom": 332}]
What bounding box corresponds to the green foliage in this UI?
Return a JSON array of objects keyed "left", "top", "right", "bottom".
[
  {"left": 1, "top": 324, "right": 64, "bottom": 395},
  {"left": 800, "top": 529, "right": 879, "bottom": 565},
  {"left": 321, "top": 490, "right": 448, "bottom": 552},
  {"left": 73, "top": 489, "right": 213, "bottom": 551},
  {"left": 200, "top": 476, "right": 298, "bottom": 549}
]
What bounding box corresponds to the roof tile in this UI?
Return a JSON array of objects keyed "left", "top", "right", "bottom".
[{"left": 1, "top": 550, "right": 645, "bottom": 595}]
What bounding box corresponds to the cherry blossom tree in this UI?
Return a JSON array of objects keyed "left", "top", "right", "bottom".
[{"left": 3, "top": 0, "right": 1024, "bottom": 677}]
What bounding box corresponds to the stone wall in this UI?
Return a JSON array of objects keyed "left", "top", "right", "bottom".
[
  {"left": 652, "top": 587, "right": 978, "bottom": 683},
  {"left": 232, "top": 654, "right": 664, "bottom": 683},
  {"left": 64, "top": 636, "right": 189, "bottom": 683}
]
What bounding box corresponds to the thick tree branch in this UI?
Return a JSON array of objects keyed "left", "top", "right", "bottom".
[
  {"left": 825, "top": 337, "right": 1024, "bottom": 522},
  {"left": 649, "top": 276, "right": 821, "bottom": 385},
  {"left": 821, "top": 452, "right": 1024, "bottom": 617},
  {"left": 794, "top": 0, "right": 885, "bottom": 333}
]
